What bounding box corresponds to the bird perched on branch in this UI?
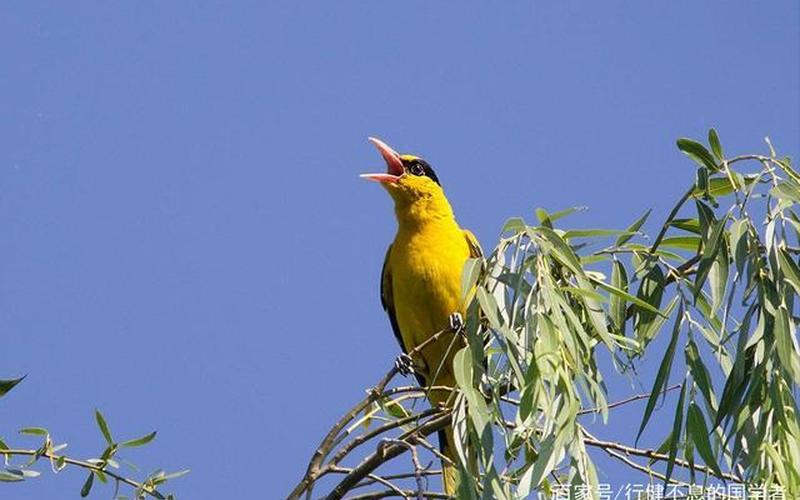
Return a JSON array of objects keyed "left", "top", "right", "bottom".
[{"left": 361, "top": 137, "right": 482, "bottom": 495}]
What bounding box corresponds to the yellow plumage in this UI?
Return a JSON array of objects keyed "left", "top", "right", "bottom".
[{"left": 365, "top": 143, "right": 481, "bottom": 496}]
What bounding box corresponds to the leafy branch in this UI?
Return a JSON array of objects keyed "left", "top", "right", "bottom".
[
  {"left": 0, "top": 380, "right": 187, "bottom": 499},
  {"left": 291, "top": 129, "right": 799, "bottom": 498}
]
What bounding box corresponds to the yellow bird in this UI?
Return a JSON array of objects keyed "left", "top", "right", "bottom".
[{"left": 362, "top": 137, "right": 481, "bottom": 495}]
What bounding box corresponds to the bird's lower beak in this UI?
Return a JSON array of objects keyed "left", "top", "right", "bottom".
[{"left": 360, "top": 137, "right": 404, "bottom": 183}]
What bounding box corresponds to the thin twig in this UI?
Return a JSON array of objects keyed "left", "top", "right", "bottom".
[
  {"left": 581, "top": 429, "right": 741, "bottom": 482},
  {"left": 0, "top": 449, "right": 165, "bottom": 498},
  {"left": 578, "top": 383, "right": 681, "bottom": 415},
  {"left": 382, "top": 440, "right": 426, "bottom": 500},
  {"left": 342, "top": 490, "right": 451, "bottom": 500},
  {"left": 323, "top": 412, "right": 451, "bottom": 500}
]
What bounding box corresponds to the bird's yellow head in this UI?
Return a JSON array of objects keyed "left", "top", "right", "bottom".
[{"left": 361, "top": 137, "right": 447, "bottom": 215}]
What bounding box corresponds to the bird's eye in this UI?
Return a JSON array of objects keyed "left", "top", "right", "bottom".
[{"left": 409, "top": 163, "right": 425, "bottom": 176}]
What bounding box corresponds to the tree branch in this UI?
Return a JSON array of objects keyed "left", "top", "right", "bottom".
[{"left": 0, "top": 448, "right": 166, "bottom": 498}]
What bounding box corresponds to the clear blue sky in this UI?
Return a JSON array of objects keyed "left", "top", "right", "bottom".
[{"left": 1, "top": 2, "right": 797, "bottom": 498}]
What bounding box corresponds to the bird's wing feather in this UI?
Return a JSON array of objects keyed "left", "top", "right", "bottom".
[
  {"left": 463, "top": 229, "right": 483, "bottom": 258},
  {"left": 380, "top": 244, "right": 406, "bottom": 353}
]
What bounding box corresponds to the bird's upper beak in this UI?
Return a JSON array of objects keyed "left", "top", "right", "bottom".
[{"left": 360, "top": 137, "right": 404, "bottom": 183}]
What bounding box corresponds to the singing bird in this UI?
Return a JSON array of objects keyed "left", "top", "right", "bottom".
[{"left": 361, "top": 137, "right": 481, "bottom": 495}]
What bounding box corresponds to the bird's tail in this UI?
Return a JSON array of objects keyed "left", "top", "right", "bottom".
[{"left": 438, "top": 426, "right": 459, "bottom": 495}]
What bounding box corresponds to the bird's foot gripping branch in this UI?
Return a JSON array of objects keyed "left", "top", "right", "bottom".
[{"left": 291, "top": 130, "right": 799, "bottom": 499}]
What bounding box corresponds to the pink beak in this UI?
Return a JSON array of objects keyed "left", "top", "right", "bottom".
[{"left": 360, "top": 137, "right": 405, "bottom": 183}]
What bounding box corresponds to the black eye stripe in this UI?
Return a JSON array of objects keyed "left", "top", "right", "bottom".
[{"left": 403, "top": 159, "right": 441, "bottom": 186}]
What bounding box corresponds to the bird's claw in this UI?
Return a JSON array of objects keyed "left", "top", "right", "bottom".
[
  {"left": 394, "top": 353, "right": 415, "bottom": 377},
  {"left": 449, "top": 312, "right": 464, "bottom": 333}
]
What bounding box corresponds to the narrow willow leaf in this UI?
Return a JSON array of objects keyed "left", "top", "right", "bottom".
[
  {"left": 664, "top": 383, "right": 686, "bottom": 487},
  {"left": 708, "top": 128, "right": 723, "bottom": 161},
  {"left": 0, "top": 376, "right": 25, "bottom": 398},
  {"left": 709, "top": 237, "right": 729, "bottom": 314},
  {"left": 696, "top": 167, "right": 709, "bottom": 199},
  {"left": 694, "top": 214, "right": 729, "bottom": 299},
  {"left": 677, "top": 138, "right": 719, "bottom": 171},
  {"left": 713, "top": 330, "right": 753, "bottom": 431},
  {"left": 610, "top": 260, "right": 628, "bottom": 332},
  {"left": 729, "top": 219, "right": 749, "bottom": 277},
  {"left": 660, "top": 236, "right": 701, "bottom": 251},
  {"left": 121, "top": 431, "right": 157, "bottom": 448},
  {"left": 636, "top": 301, "right": 683, "bottom": 445},
  {"left": 670, "top": 218, "right": 701, "bottom": 234},
  {"left": 774, "top": 306, "right": 800, "bottom": 384},
  {"left": 548, "top": 205, "right": 587, "bottom": 223},
  {"left": 476, "top": 287, "right": 501, "bottom": 328},
  {"left": 634, "top": 266, "right": 666, "bottom": 344},
  {"left": 685, "top": 341, "right": 716, "bottom": 416},
  {"left": 18, "top": 427, "right": 48, "bottom": 436},
  {"left": 525, "top": 434, "right": 559, "bottom": 491},
  {"left": 778, "top": 247, "right": 800, "bottom": 295},
  {"left": 535, "top": 208, "right": 553, "bottom": 228},
  {"left": 501, "top": 217, "right": 526, "bottom": 234},
  {"left": 616, "top": 209, "right": 651, "bottom": 246},
  {"left": 0, "top": 470, "right": 24, "bottom": 482},
  {"left": 535, "top": 227, "right": 585, "bottom": 276},
  {"left": 95, "top": 410, "right": 114, "bottom": 446},
  {"left": 691, "top": 174, "right": 757, "bottom": 199},
  {"left": 453, "top": 349, "right": 489, "bottom": 433},
  {"left": 460, "top": 258, "right": 482, "bottom": 304},
  {"left": 687, "top": 403, "right": 723, "bottom": 478},
  {"left": 564, "top": 229, "right": 637, "bottom": 239},
  {"left": 80, "top": 472, "right": 94, "bottom": 497},
  {"left": 591, "top": 278, "right": 664, "bottom": 317},
  {"left": 771, "top": 180, "right": 800, "bottom": 203}
]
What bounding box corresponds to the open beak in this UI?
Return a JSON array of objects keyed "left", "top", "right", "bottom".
[{"left": 360, "top": 137, "right": 405, "bottom": 183}]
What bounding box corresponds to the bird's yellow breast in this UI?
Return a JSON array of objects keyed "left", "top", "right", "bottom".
[{"left": 390, "top": 219, "right": 470, "bottom": 384}]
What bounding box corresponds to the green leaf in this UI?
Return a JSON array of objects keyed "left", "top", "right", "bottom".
[
  {"left": 95, "top": 409, "right": 114, "bottom": 445},
  {"left": 121, "top": 431, "right": 157, "bottom": 448},
  {"left": 771, "top": 181, "right": 800, "bottom": 203},
  {"left": 610, "top": 260, "right": 628, "bottom": 332},
  {"left": 677, "top": 138, "right": 719, "bottom": 171},
  {"left": 636, "top": 301, "right": 683, "bottom": 445},
  {"left": 616, "top": 209, "right": 651, "bottom": 246},
  {"left": 778, "top": 247, "right": 800, "bottom": 295},
  {"left": 660, "top": 236, "right": 701, "bottom": 251},
  {"left": 664, "top": 383, "right": 686, "bottom": 487},
  {"left": 80, "top": 472, "right": 94, "bottom": 497},
  {"left": 0, "top": 470, "right": 24, "bottom": 482},
  {"left": 691, "top": 174, "right": 757, "bottom": 199},
  {"left": 535, "top": 208, "right": 553, "bottom": 228},
  {"left": 501, "top": 217, "right": 526, "bottom": 234},
  {"left": 476, "top": 287, "right": 501, "bottom": 328},
  {"left": 522, "top": 434, "right": 558, "bottom": 491},
  {"left": 774, "top": 306, "right": 800, "bottom": 384},
  {"left": 685, "top": 341, "right": 716, "bottom": 416},
  {"left": 564, "top": 229, "right": 638, "bottom": 239},
  {"left": 534, "top": 226, "right": 585, "bottom": 276},
  {"left": 591, "top": 278, "right": 665, "bottom": 317},
  {"left": 670, "top": 218, "right": 701, "bottom": 234},
  {"left": 0, "top": 376, "right": 25, "bottom": 398},
  {"left": 694, "top": 214, "right": 729, "bottom": 299},
  {"left": 708, "top": 129, "right": 723, "bottom": 161},
  {"left": 161, "top": 469, "right": 190, "bottom": 481},
  {"left": 18, "top": 427, "right": 48, "bottom": 436},
  {"left": 460, "top": 258, "right": 482, "bottom": 304},
  {"left": 686, "top": 402, "right": 723, "bottom": 478},
  {"left": 380, "top": 399, "right": 410, "bottom": 419}
]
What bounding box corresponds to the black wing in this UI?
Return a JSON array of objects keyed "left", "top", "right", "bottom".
[{"left": 380, "top": 244, "right": 406, "bottom": 353}]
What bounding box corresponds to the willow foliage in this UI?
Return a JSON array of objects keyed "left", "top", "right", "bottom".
[
  {"left": 291, "top": 130, "right": 799, "bottom": 499},
  {"left": 454, "top": 130, "right": 800, "bottom": 497}
]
